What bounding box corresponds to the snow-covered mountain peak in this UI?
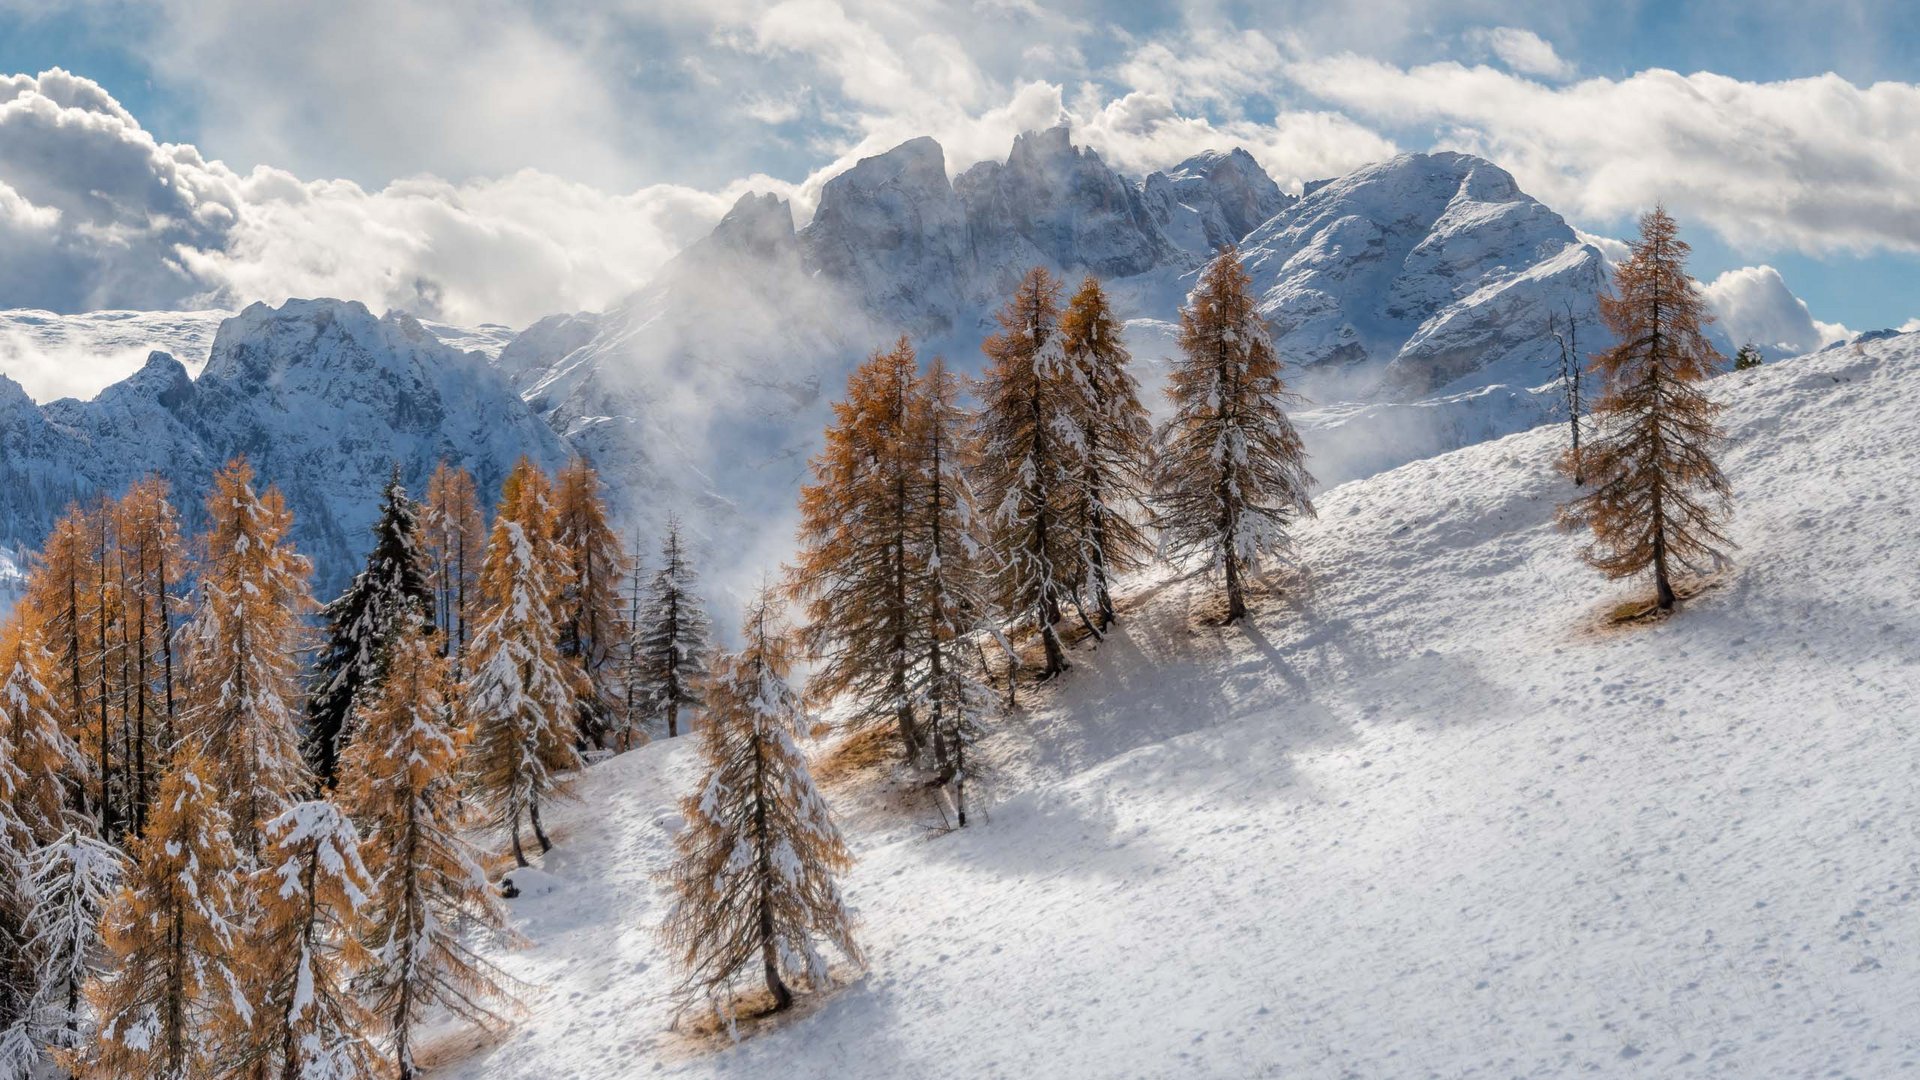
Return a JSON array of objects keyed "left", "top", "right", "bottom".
[
  {"left": 1154, "top": 146, "right": 1294, "bottom": 251},
  {"left": 1241, "top": 149, "right": 1604, "bottom": 397},
  {"left": 700, "top": 192, "right": 799, "bottom": 264},
  {"left": 801, "top": 135, "right": 970, "bottom": 333},
  {"left": 98, "top": 350, "right": 195, "bottom": 410}
]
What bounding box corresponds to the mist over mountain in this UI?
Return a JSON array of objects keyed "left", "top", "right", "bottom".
[{"left": 0, "top": 126, "right": 1842, "bottom": 608}]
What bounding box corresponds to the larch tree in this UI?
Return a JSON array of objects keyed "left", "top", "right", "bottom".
[
  {"left": 463, "top": 459, "right": 583, "bottom": 866},
  {"left": 1060, "top": 275, "right": 1154, "bottom": 633},
  {"left": 910, "top": 359, "right": 995, "bottom": 825},
  {"left": 25, "top": 506, "right": 102, "bottom": 834},
  {"left": 553, "top": 459, "right": 630, "bottom": 750},
  {"left": 181, "top": 458, "right": 317, "bottom": 859},
  {"left": 789, "top": 339, "right": 926, "bottom": 759},
  {"left": 0, "top": 608, "right": 81, "bottom": 847},
  {"left": 233, "top": 800, "right": 381, "bottom": 1080},
  {"left": 306, "top": 467, "right": 435, "bottom": 789},
  {"left": 973, "top": 267, "right": 1082, "bottom": 677},
  {"left": 340, "top": 627, "right": 515, "bottom": 1080},
  {"left": 1557, "top": 206, "right": 1733, "bottom": 612},
  {"left": 114, "top": 478, "right": 190, "bottom": 835},
  {"left": 72, "top": 751, "right": 247, "bottom": 1080},
  {"left": 660, "top": 592, "right": 862, "bottom": 1017},
  {"left": 628, "top": 519, "right": 710, "bottom": 742},
  {"left": 423, "top": 462, "right": 488, "bottom": 676},
  {"left": 1, "top": 608, "right": 100, "bottom": 1071},
  {"left": 1154, "top": 248, "right": 1316, "bottom": 623}
]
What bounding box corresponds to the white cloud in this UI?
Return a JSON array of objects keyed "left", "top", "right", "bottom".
[
  {"left": 1464, "top": 27, "right": 1575, "bottom": 80},
  {"left": 1901, "top": 318, "right": 1920, "bottom": 333},
  {"left": 1700, "top": 265, "right": 1850, "bottom": 356},
  {"left": 1286, "top": 56, "right": 1920, "bottom": 258},
  {"left": 0, "top": 70, "right": 747, "bottom": 326}
]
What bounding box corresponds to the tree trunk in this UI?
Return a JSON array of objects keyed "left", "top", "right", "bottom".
[
  {"left": 530, "top": 795, "right": 553, "bottom": 853},
  {"left": 1224, "top": 552, "right": 1247, "bottom": 623},
  {"left": 1040, "top": 618, "right": 1068, "bottom": 677},
  {"left": 511, "top": 816, "right": 529, "bottom": 868}
]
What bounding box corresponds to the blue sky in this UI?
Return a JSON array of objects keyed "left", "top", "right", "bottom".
[{"left": 1, "top": 0, "right": 1915, "bottom": 334}]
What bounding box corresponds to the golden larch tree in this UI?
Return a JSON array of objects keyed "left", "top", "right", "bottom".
[
  {"left": 553, "top": 458, "right": 630, "bottom": 749},
  {"left": 0, "top": 607, "right": 81, "bottom": 846},
  {"left": 789, "top": 338, "right": 926, "bottom": 759},
  {"left": 1558, "top": 206, "right": 1732, "bottom": 612},
  {"left": 463, "top": 459, "right": 582, "bottom": 865},
  {"left": 71, "top": 751, "right": 247, "bottom": 1080},
  {"left": 660, "top": 592, "right": 862, "bottom": 1017},
  {"left": 25, "top": 506, "right": 102, "bottom": 833},
  {"left": 1153, "top": 248, "right": 1316, "bottom": 623},
  {"left": 423, "top": 461, "right": 488, "bottom": 675},
  {"left": 1060, "top": 275, "right": 1154, "bottom": 631},
  {"left": 181, "top": 458, "right": 316, "bottom": 859},
  {"left": 340, "top": 627, "right": 515, "bottom": 1079},
  {"left": 973, "top": 267, "right": 1083, "bottom": 676},
  {"left": 113, "top": 478, "right": 190, "bottom": 835}
]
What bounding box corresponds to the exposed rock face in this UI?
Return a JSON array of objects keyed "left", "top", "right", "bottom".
[
  {"left": 799, "top": 137, "right": 971, "bottom": 335},
  {"left": 1143, "top": 148, "right": 1294, "bottom": 255}
]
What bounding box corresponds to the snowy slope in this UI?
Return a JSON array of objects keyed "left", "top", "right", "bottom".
[{"left": 447, "top": 332, "right": 1919, "bottom": 1080}]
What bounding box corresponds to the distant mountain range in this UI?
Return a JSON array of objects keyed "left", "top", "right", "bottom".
[{"left": 0, "top": 127, "right": 1848, "bottom": 608}]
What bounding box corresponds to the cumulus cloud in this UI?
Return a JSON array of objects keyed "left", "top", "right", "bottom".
[
  {"left": 1700, "top": 265, "right": 1850, "bottom": 356},
  {"left": 0, "top": 70, "right": 750, "bottom": 326},
  {"left": 1464, "top": 27, "right": 1575, "bottom": 80},
  {"left": 1285, "top": 56, "right": 1920, "bottom": 258}
]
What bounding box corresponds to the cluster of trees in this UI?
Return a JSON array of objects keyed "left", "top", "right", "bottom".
[
  {"left": 781, "top": 252, "right": 1315, "bottom": 821},
  {"left": 0, "top": 454, "right": 715, "bottom": 1078},
  {"left": 657, "top": 249, "right": 1321, "bottom": 1022}
]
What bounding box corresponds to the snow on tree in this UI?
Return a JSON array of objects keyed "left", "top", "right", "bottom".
[
  {"left": 973, "top": 267, "right": 1084, "bottom": 676},
  {"left": 0, "top": 608, "right": 82, "bottom": 847},
  {"left": 24, "top": 505, "right": 104, "bottom": 835},
  {"left": 1060, "top": 274, "right": 1154, "bottom": 633},
  {"left": 1733, "top": 342, "right": 1764, "bottom": 372},
  {"left": 627, "top": 518, "right": 711, "bottom": 743},
  {"left": 181, "top": 458, "right": 318, "bottom": 859},
  {"left": 1153, "top": 248, "right": 1316, "bottom": 623},
  {"left": 232, "top": 799, "right": 381, "bottom": 1080},
  {"left": 70, "top": 751, "right": 248, "bottom": 1080},
  {"left": 463, "top": 458, "right": 583, "bottom": 866},
  {"left": 660, "top": 592, "right": 863, "bottom": 1017},
  {"left": 340, "top": 627, "right": 515, "bottom": 1078},
  {"left": 113, "top": 478, "right": 191, "bottom": 835},
  {"left": 1549, "top": 304, "right": 1588, "bottom": 486},
  {"left": 553, "top": 458, "right": 630, "bottom": 750},
  {"left": 1558, "top": 207, "right": 1733, "bottom": 613},
  {"left": 910, "top": 359, "right": 996, "bottom": 825},
  {"left": 26, "top": 829, "right": 122, "bottom": 1052},
  {"left": 305, "top": 467, "right": 435, "bottom": 789},
  {"left": 0, "top": 720, "right": 38, "bottom": 1080},
  {"left": 789, "top": 338, "right": 928, "bottom": 759},
  {"left": 423, "top": 461, "right": 489, "bottom": 677}
]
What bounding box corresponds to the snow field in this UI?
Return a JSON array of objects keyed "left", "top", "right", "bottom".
[{"left": 451, "top": 334, "right": 1918, "bottom": 1079}]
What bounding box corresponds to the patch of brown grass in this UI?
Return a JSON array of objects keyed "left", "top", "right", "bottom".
[{"left": 813, "top": 722, "right": 898, "bottom": 785}]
